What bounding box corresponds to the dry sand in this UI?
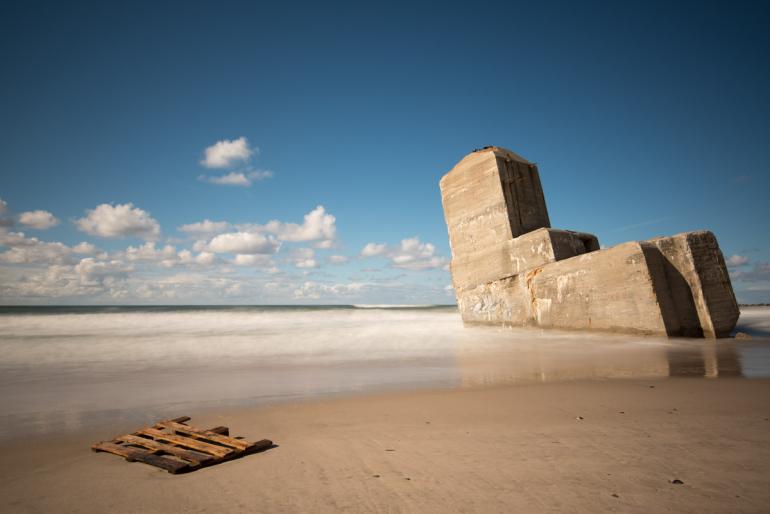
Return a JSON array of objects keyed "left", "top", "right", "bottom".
[{"left": 2, "top": 378, "right": 770, "bottom": 513}]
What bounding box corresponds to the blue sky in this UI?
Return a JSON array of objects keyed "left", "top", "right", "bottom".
[{"left": 0, "top": 0, "right": 768, "bottom": 304}]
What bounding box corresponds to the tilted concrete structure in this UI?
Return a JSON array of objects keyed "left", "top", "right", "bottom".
[{"left": 440, "top": 146, "right": 740, "bottom": 337}]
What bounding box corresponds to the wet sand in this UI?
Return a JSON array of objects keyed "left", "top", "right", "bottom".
[{"left": 2, "top": 378, "right": 770, "bottom": 513}]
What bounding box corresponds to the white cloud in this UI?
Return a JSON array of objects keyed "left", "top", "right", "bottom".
[
  {"left": 125, "top": 242, "right": 177, "bottom": 262},
  {"left": 360, "top": 237, "right": 448, "bottom": 270},
  {"left": 194, "top": 251, "right": 216, "bottom": 266},
  {"left": 0, "top": 231, "right": 91, "bottom": 265},
  {"left": 200, "top": 170, "right": 273, "bottom": 187},
  {"left": 18, "top": 210, "right": 59, "bottom": 230},
  {"left": 207, "top": 231, "right": 280, "bottom": 255},
  {"left": 289, "top": 248, "right": 318, "bottom": 269},
  {"left": 0, "top": 198, "right": 7, "bottom": 215},
  {"left": 72, "top": 242, "right": 97, "bottom": 254},
  {"left": 293, "top": 280, "right": 368, "bottom": 299},
  {"left": 201, "top": 137, "right": 255, "bottom": 168},
  {"left": 727, "top": 254, "right": 749, "bottom": 268},
  {"left": 76, "top": 203, "right": 160, "bottom": 240},
  {"left": 178, "top": 219, "right": 231, "bottom": 237},
  {"left": 361, "top": 243, "right": 387, "bottom": 257},
  {"left": 261, "top": 205, "right": 336, "bottom": 244},
  {"left": 74, "top": 258, "right": 132, "bottom": 287},
  {"left": 328, "top": 255, "right": 349, "bottom": 264},
  {"left": 233, "top": 254, "right": 274, "bottom": 267}
]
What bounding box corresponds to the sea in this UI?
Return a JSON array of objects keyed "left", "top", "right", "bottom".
[{"left": 1, "top": 305, "right": 769, "bottom": 440}]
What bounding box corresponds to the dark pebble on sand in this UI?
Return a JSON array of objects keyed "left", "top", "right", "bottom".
[
  {"left": 373, "top": 474, "right": 381, "bottom": 478},
  {"left": 611, "top": 494, "right": 619, "bottom": 498},
  {"left": 671, "top": 479, "right": 684, "bottom": 485},
  {"left": 385, "top": 449, "right": 395, "bottom": 452}
]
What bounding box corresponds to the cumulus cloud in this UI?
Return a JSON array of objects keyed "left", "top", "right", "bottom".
[
  {"left": 74, "top": 258, "right": 132, "bottom": 287},
  {"left": 289, "top": 248, "right": 318, "bottom": 269},
  {"left": 727, "top": 254, "right": 749, "bottom": 268},
  {"left": 361, "top": 243, "right": 387, "bottom": 257},
  {"left": 201, "top": 137, "right": 255, "bottom": 168},
  {"left": 359, "top": 237, "right": 448, "bottom": 270},
  {"left": 76, "top": 203, "right": 160, "bottom": 240},
  {"left": 207, "top": 231, "right": 280, "bottom": 255},
  {"left": 125, "top": 242, "right": 177, "bottom": 262},
  {"left": 18, "top": 210, "right": 59, "bottom": 230},
  {"left": 293, "top": 280, "right": 368, "bottom": 299},
  {"left": 178, "top": 219, "right": 231, "bottom": 237},
  {"left": 261, "top": 205, "right": 336, "bottom": 244},
  {"left": 72, "top": 242, "right": 97, "bottom": 254},
  {"left": 233, "top": 254, "right": 274, "bottom": 267},
  {"left": 200, "top": 170, "right": 273, "bottom": 187},
  {"left": 0, "top": 231, "right": 94, "bottom": 265},
  {"left": 328, "top": 255, "right": 349, "bottom": 264}
]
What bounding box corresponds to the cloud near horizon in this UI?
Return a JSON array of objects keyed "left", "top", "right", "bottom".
[{"left": 359, "top": 237, "right": 447, "bottom": 270}]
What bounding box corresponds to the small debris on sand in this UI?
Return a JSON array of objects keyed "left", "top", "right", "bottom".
[
  {"left": 575, "top": 416, "right": 584, "bottom": 420},
  {"left": 671, "top": 479, "right": 684, "bottom": 485},
  {"left": 735, "top": 332, "right": 752, "bottom": 340}
]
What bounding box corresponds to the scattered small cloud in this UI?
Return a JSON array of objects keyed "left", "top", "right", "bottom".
[
  {"left": 72, "top": 242, "right": 96, "bottom": 254},
  {"left": 233, "top": 254, "right": 274, "bottom": 267},
  {"left": 727, "top": 254, "right": 749, "bottom": 268},
  {"left": 328, "top": 255, "right": 349, "bottom": 264},
  {"left": 359, "top": 237, "right": 448, "bottom": 270},
  {"left": 18, "top": 210, "right": 60, "bottom": 230},
  {"left": 199, "top": 170, "right": 273, "bottom": 187},
  {"left": 178, "top": 219, "right": 231, "bottom": 237},
  {"left": 289, "top": 248, "right": 318, "bottom": 269},
  {"left": 206, "top": 231, "right": 280, "bottom": 255},
  {"left": 259, "top": 205, "right": 336, "bottom": 245},
  {"left": 201, "top": 137, "right": 255, "bottom": 168},
  {"left": 76, "top": 203, "right": 160, "bottom": 240},
  {"left": 361, "top": 243, "right": 387, "bottom": 257}
]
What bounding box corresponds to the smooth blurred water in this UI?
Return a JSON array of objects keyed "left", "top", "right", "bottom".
[{"left": 0, "top": 305, "right": 768, "bottom": 439}]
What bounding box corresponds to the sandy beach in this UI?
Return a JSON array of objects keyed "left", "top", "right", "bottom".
[{"left": 2, "top": 377, "right": 770, "bottom": 513}]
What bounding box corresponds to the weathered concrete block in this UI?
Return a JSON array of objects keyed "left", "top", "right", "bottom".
[
  {"left": 647, "top": 231, "right": 739, "bottom": 337},
  {"left": 440, "top": 147, "right": 550, "bottom": 260},
  {"left": 457, "top": 242, "right": 675, "bottom": 335},
  {"left": 441, "top": 146, "right": 740, "bottom": 338},
  {"left": 450, "top": 227, "right": 599, "bottom": 290}
]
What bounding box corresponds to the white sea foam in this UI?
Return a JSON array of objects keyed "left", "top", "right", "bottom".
[{"left": 0, "top": 306, "right": 767, "bottom": 439}]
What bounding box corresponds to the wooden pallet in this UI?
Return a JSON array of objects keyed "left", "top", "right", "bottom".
[{"left": 92, "top": 416, "right": 273, "bottom": 474}]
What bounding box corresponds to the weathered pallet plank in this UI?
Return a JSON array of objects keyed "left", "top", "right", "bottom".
[
  {"left": 136, "top": 428, "right": 235, "bottom": 458},
  {"left": 92, "top": 416, "right": 273, "bottom": 474},
  {"left": 117, "top": 434, "right": 215, "bottom": 465},
  {"left": 156, "top": 420, "right": 251, "bottom": 450},
  {"left": 93, "top": 441, "right": 191, "bottom": 473}
]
